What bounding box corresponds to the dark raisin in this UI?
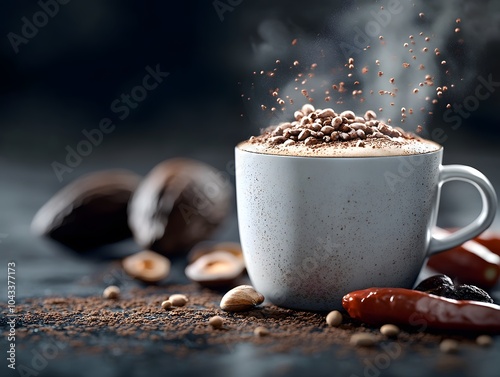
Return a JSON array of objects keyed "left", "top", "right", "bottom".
[
  {"left": 414, "top": 274, "right": 494, "bottom": 303},
  {"left": 414, "top": 274, "right": 454, "bottom": 297},
  {"left": 454, "top": 284, "right": 493, "bottom": 303}
]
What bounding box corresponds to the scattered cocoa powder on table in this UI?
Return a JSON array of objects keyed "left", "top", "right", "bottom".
[{"left": 1, "top": 283, "right": 491, "bottom": 359}]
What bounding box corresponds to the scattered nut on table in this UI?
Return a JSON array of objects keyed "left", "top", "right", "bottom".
[
  {"left": 440, "top": 339, "right": 459, "bottom": 354},
  {"left": 161, "top": 300, "right": 172, "bottom": 310},
  {"left": 326, "top": 310, "right": 343, "bottom": 327},
  {"left": 254, "top": 326, "right": 270, "bottom": 337},
  {"left": 185, "top": 250, "right": 245, "bottom": 288},
  {"left": 220, "top": 285, "right": 265, "bottom": 312},
  {"left": 122, "top": 250, "right": 170, "bottom": 283},
  {"left": 208, "top": 316, "right": 224, "bottom": 329},
  {"left": 187, "top": 242, "right": 244, "bottom": 264},
  {"left": 380, "top": 324, "right": 400, "bottom": 337},
  {"left": 168, "top": 294, "right": 189, "bottom": 307},
  {"left": 103, "top": 285, "right": 120, "bottom": 300},
  {"left": 350, "top": 333, "right": 377, "bottom": 347},
  {"left": 476, "top": 335, "right": 493, "bottom": 347}
]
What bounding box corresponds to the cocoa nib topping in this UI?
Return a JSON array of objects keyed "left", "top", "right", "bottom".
[{"left": 250, "top": 104, "right": 416, "bottom": 147}]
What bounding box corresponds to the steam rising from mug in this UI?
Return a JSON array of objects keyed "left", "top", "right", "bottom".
[{"left": 247, "top": 0, "right": 500, "bottom": 130}]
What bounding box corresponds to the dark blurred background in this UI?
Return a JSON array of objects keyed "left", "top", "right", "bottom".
[
  {"left": 1, "top": 0, "right": 500, "bottom": 296},
  {"left": 1, "top": 0, "right": 499, "bottom": 158},
  {"left": 1, "top": 0, "right": 500, "bottom": 153}
]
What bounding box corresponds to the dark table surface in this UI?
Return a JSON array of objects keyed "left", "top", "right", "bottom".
[{"left": 1, "top": 135, "right": 500, "bottom": 377}]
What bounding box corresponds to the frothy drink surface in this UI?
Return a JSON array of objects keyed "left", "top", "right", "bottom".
[{"left": 238, "top": 105, "right": 441, "bottom": 157}]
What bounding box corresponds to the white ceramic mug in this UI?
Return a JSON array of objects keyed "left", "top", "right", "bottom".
[{"left": 235, "top": 145, "right": 497, "bottom": 311}]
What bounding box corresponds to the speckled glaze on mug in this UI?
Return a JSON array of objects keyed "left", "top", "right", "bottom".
[{"left": 235, "top": 146, "right": 497, "bottom": 311}]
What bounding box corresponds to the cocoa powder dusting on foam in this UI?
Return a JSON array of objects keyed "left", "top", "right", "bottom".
[{"left": 242, "top": 104, "right": 440, "bottom": 157}]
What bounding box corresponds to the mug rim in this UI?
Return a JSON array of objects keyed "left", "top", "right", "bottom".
[{"left": 235, "top": 142, "right": 443, "bottom": 160}]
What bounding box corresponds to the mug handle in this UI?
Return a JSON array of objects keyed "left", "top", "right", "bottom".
[{"left": 428, "top": 165, "right": 497, "bottom": 255}]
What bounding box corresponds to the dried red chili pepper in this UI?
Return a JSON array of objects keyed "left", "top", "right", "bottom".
[
  {"left": 426, "top": 228, "right": 500, "bottom": 289},
  {"left": 446, "top": 228, "right": 500, "bottom": 258},
  {"left": 342, "top": 288, "right": 500, "bottom": 333},
  {"left": 474, "top": 231, "right": 500, "bottom": 257}
]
